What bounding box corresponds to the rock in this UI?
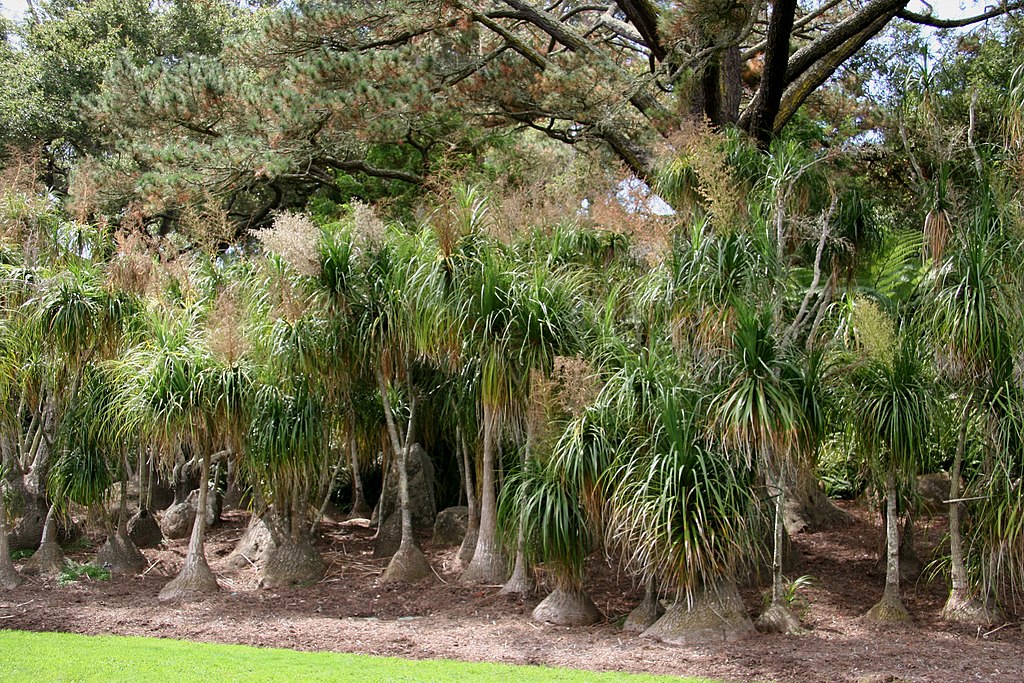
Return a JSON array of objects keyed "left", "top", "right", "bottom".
[
  {"left": 160, "top": 487, "right": 220, "bottom": 540},
  {"left": 916, "top": 472, "right": 950, "bottom": 514},
  {"left": 373, "top": 444, "right": 436, "bottom": 558},
  {"left": 128, "top": 509, "right": 163, "bottom": 548},
  {"left": 432, "top": 506, "right": 469, "bottom": 546}
]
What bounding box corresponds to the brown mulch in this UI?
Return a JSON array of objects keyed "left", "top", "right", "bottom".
[{"left": 1, "top": 501, "right": 1022, "bottom": 683}]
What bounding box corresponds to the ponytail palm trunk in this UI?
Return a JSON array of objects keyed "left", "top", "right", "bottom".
[
  {"left": 866, "top": 467, "right": 909, "bottom": 621},
  {"left": 347, "top": 436, "right": 371, "bottom": 519},
  {"left": 462, "top": 401, "right": 508, "bottom": 584},
  {"left": 22, "top": 504, "right": 66, "bottom": 578},
  {"left": 929, "top": 225, "right": 1016, "bottom": 625},
  {"left": 941, "top": 411, "right": 991, "bottom": 623},
  {"left": 457, "top": 430, "right": 479, "bottom": 567},
  {"left": 159, "top": 450, "right": 218, "bottom": 602},
  {"left": 853, "top": 334, "right": 933, "bottom": 622},
  {"left": 0, "top": 485, "right": 22, "bottom": 589},
  {"left": 378, "top": 374, "right": 430, "bottom": 584},
  {"left": 97, "top": 464, "right": 146, "bottom": 575}
]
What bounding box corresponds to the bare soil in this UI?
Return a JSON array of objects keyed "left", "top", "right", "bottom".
[{"left": 2, "top": 501, "right": 1022, "bottom": 683}]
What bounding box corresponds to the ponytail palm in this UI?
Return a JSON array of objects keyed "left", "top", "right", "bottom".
[
  {"left": 124, "top": 306, "right": 251, "bottom": 601},
  {"left": 711, "top": 306, "right": 802, "bottom": 633},
  {"left": 51, "top": 363, "right": 143, "bottom": 575},
  {"left": 498, "top": 263, "right": 587, "bottom": 594},
  {"left": 245, "top": 377, "right": 328, "bottom": 587},
  {"left": 33, "top": 266, "right": 142, "bottom": 573},
  {"left": 929, "top": 216, "right": 1023, "bottom": 623},
  {"left": 357, "top": 227, "right": 454, "bottom": 583},
  {"left": 462, "top": 250, "right": 586, "bottom": 586},
  {"left": 544, "top": 337, "right": 758, "bottom": 641},
  {"left": 850, "top": 329, "right": 935, "bottom": 622}
]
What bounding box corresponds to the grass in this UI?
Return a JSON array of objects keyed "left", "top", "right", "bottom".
[{"left": 0, "top": 630, "right": 722, "bottom": 683}]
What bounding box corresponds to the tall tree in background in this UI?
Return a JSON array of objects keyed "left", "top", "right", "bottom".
[{"left": 67, "top": 1, "right": 1024, "bottom": 233}]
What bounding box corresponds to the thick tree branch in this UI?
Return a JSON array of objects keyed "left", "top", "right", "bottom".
[
  {"left": 615, "top": 0, "right": 664, "bottom": 59},
  {"left": 748, "top": 0, "right": 798, "bottom": 147},
  {"left": 321, "top": 157, "right": 424, "bottom": 184},
  {"left": 772, "top": 8, "right": 897, "bottom": 135},
  {"left": 897, "top": 2, "right": 1024, "bottom": 28},
  {"left": 783, "top": 0, "right": 907, "bottom": 87},
  {"left": 496, "top": 0, "right": 670, "bottom": 124},
  {"left": 743, "top": 0, "right": 846, "bottom": 59}
]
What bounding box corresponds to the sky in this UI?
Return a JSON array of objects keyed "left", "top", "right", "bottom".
[{"left": 0, "top": 0, "right": 1001, "bottom": 22}]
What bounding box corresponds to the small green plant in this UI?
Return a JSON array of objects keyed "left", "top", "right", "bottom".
[
  {"left": 764, "top": 574, "right": 819, "bottom": 616},
  {"left": 9, "top": 548, "right": 34, "bottom": 561},
  {"left": 58, "top": 561, "right": 111, "bottom": 586},
  {"left": 783, "top": 574, "right": 818, "bottom": 616}
]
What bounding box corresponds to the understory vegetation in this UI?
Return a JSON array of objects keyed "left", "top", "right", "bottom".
[{"left": 3, "top": 0, "right": 1024, "bottom": 652}]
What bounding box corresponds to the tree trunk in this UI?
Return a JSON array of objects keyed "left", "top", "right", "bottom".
[
  {"left": 158, "top": 451, "right": 218, "bottom": 602},
  {"left": 502, "top": 440, "right": 534, "bottom": 595},
  {"left": 866, "top": 468, "right": 909, "bottom": 621},
  {"left": 458, "top": 430, "right": 479, "bottom": 567},
  {"left": 260, "top": 511, "right": 325, "bottom": 589},
  {"left": 642, "top": 577, "right": 754, "bottom": 644},
  {"left": 22, "top": 504, "right": 66, "bottom": 578},
  {"left": 532, "top": 587, "right": 602, "bottom": 625},
  {"left": 772, "top": 474, "right": 785, "bottom": 606},
  {"left": 223, "top": 457, "right": 243, "bottom": 510},
  {"left": 348, "top": 436, "right": 371, "bottom": 519},
  {"left": 747, "top": 0, "right": 798, "bottom": 145},
  {"left": 943, "top": 413, "right": 995, "bottom": 625},
  {"left": 382, "top": 393, "right": 430, "bottom": 584},
  {"left": 756, "top": 471, "right": 805, "bottom": 634},
  {"left": 462, "top": 402, "right": 508, "bottom": 584},
  {"left": 623, "top": 576, "right": 664, "bottom": 633},
  {"left": 96, "top": 469, "right": 146, "bottom": 575},
  {"left": 0, "top": 490, "right": 23, "bottom": 589}
]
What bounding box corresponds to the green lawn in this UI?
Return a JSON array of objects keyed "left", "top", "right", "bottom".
[{"left": 0, "top": 630, "right": 718, "bottom": 682}]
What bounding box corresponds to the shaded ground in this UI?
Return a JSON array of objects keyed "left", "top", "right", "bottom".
[{"left": 1, "top": 501, "right": 1021, "bottom": 683}]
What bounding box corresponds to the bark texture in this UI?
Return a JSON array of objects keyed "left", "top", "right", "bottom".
[
  {"left": 347, "top": 438, "right": 372, "bottom": 519},
  {"left": 159, "top": 454, "right": 218, "bottom": 602},
  {"left": 531, "top": 587, "right": 602, "bottom": 626},
  {"left": 642, "top": 579, "right": 754, "bottom": 645},
  {"left": 942, "top": 417, "right": 994, "bottom": 626},
  {"left": 500, "top": 525, "right": 534, "bottom": 595},
  {"left": 866, "top": 470, "right": 909, "bottom": 622},
  {"left": 127, "top": 509, "right": 164, "bottom": 549},
  {"left": 0, "top": 496, "right": 23, "bottom": 590},
  {"left": 227, "top": 516, "right": 275, "bottom": 570},
  {"left": 260, "top": 533, "right": 325, "bottom": 588},
  {"left": 6, "top": 488, "right": 47, "bottom": 552},
  {"left": 462, "top": 404, "right": 509, "bottom": 584},
  {"left": 785, "top": 473, "right": 851, "bottom": 534},
  {"left": 756, "top": 603, "right": 805, "bottom": 635},
  {"left": 22, "top": 505, "right": 66, "bottom": 578},
  {"left": 381, "top": 539, "right": 432, "bottom": 584},
  {"left": 623, "top": 578, "right": 664, "bottom": 633}
]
